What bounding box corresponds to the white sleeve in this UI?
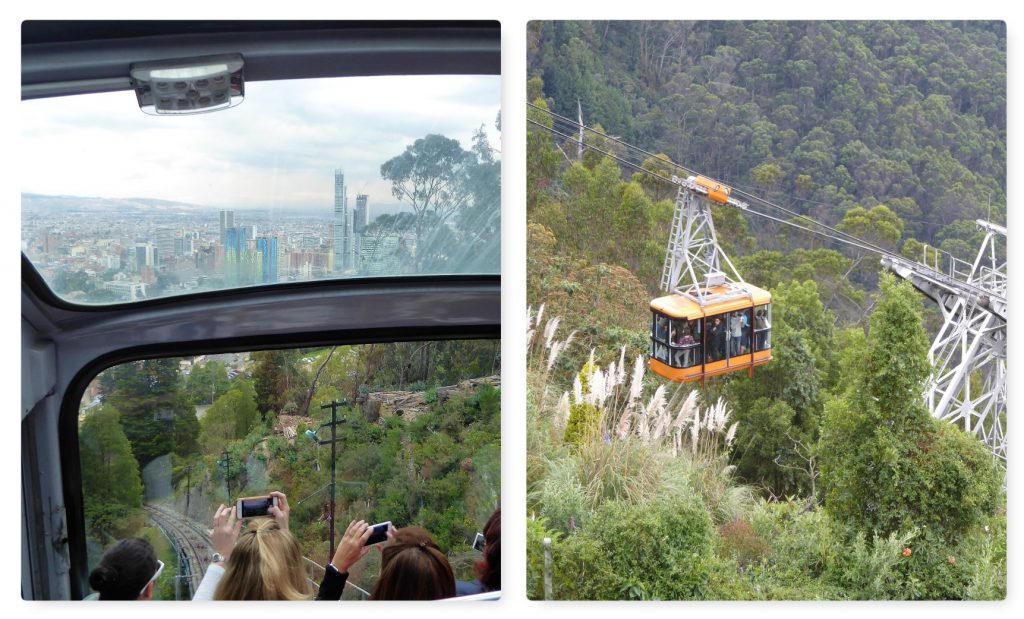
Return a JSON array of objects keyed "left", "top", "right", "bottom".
[{"left": 192, "top": 563, "right": 226, "bottom": 601}]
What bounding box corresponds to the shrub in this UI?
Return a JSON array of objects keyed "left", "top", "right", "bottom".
[
  {"left": 562, "top": 402, "right": 600, "bottom": 447},
  {"left": 552, "top": 492, "right": 716, "bottom": 600},
  {"left": 534, "top": 457, "right": 589, "bottom": 534},
  {"left": 820, "top": 275, "right": 1001, "bottom": 545},
  {"left": 718, "top": 519, "right": 770, "bottom": 568}
]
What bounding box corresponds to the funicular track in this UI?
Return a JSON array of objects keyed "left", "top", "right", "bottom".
[{"left": 145, "top": 503, "right": 212, "bottom": 598}]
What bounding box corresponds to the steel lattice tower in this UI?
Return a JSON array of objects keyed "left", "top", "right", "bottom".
[{"left": 883, "top": 220, "right": 1007, "bottom": 462}]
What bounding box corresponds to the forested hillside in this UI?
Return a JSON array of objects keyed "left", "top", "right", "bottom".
[
  {"left": 526, "top": 20, "right": 1005, "bottom": 601},
  {"left": 529, "top": 21, "right": 1005, "bottom": 246}
]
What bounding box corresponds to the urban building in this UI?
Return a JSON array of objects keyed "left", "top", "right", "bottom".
[
  {"left": 219, "top": 210, "right": 234, "bottom": 246},
  {"left": 333, "top": 168, "right": 354, "bottom": 272}
]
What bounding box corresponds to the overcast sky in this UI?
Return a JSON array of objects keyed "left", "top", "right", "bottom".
[{"left": 20, "top": 74, "right": 501, "bottom": 212}]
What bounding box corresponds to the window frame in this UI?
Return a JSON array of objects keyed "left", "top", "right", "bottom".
[
  {"left": 753, "top": 303, "right": 772, "bottom": 353},
  {"left": 22, "top": 21, "right": 501, "bottom": 600}
]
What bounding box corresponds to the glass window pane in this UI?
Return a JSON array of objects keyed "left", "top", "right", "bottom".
[
  {"left": 754, "top": 303, "right": 772, "bottom": 352},
  {"left": 78, "top": 340, "right": 500, "bottom": 599},
  {"left": 669, "top": 318, "right": 702, "bottom": 369},
  {"left": 23, "top": 75, "right": 501, "bottom": 305},
  {"left": 653, "top": 313, "right": 669, "bottom": 343},
  {"left": 705, "top": 315, "right": 727, "bottom": 363}
]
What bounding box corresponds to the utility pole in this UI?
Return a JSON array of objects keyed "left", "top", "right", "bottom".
[
  {"left": 218, "top": 449, "right": 235, "bottom": 498},
  {"left": 313, "top": 399, "right": 348, "bottom": 563}
]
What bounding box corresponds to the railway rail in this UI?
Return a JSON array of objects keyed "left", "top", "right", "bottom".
[{"left": 145, "top": 503, "right": 212, "bottom": 599}]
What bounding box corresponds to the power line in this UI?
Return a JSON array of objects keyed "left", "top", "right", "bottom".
[
  {"left": 528, "top": 116, "right": 886, "bottom": 257},
  {"left": 528, "top": 105, "right": 1005, "bottom": 302},
  {"left": 530, "top": 103, "right": 899, "bottom": 258}
]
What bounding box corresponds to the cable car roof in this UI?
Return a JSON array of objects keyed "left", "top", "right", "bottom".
[{"left": 651, "top": 283, "right": 771, "bottom": 319}]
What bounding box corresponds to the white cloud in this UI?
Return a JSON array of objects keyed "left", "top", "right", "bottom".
[{"left": 20, "top": 74, "right": 501, "bottom": 210}]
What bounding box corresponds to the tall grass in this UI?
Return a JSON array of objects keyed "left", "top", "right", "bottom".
[{"left": 529, "top": 310, "right": 754, "bottom": 526}]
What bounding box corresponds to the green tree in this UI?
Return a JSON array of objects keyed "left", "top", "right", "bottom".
[
  {"left": 184, "top": 361, "right": 231, "bottom": 406},
  {"left": 79, "top": 406, "right": 144, "bottom": 539},
  {"left": 380, "top": 134, "right": 475, "bottom": 252},
  {"left": 199, "top": 382, "right": 259, "bottom": 455},
  {"left": 104, "top": 358, "right": 196, "bottom": 469},
  {"left": 820, "top": 273, "right": 1000, "bottom": 543},
  {"left": 252, "top": 351, "right": 287, "bottom": 420}
]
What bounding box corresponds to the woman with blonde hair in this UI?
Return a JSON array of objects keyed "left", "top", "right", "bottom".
[{"left": 193, "top": 491, "right": 312, "bottom": 600}]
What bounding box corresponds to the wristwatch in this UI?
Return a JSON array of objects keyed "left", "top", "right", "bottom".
[{"left": 212, "top": 552, "right": 225, "bottom": 563}]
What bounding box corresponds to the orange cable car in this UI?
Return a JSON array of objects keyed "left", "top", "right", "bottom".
[
  {"left": 650, "top": 284, "right": 772, "bottom": 384},
  {"left": 649, "top": 175, "right": 772, "bottom": 384}
]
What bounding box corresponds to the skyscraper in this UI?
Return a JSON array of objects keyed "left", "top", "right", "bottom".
[
  {"left": 256, "top": 237, "right": 279, "bottom": 284},
  {"left": 219, "top": 210, "right": 234, "bottom": 246},
  {"left": 333, "top": 169, "right": 354, "bottom": 272},
  {"left": 354, "top": 194, "right": 369, "bottom": 272},
  {"left": 354, "top": 194, "right": 369, "bottom": 234}
]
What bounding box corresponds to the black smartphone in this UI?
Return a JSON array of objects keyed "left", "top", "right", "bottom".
[
  {"left": 472, "top": 532, "right": 486, "bottom": 552},
  {"left": 237, "top": 495, "right": 278, "bottom": 518},
  {"left": 365, "top": 521, "right": 392, "bottom": 546}
]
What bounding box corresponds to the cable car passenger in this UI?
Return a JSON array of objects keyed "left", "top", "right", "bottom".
[
  {"left": 754, "top": 307, "right": 772, "bottom": 351},
  {"left": 729, "top": 313, "right": 743, "bottom": 357},
  {"left": 654, "top": 314, "right": 669, "bottom": 342},
  {"left": 707, "top": 317, "right": 726, "bottom": 362}
]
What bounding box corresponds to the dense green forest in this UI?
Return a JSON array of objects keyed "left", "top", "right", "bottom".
[
  {"left": 526, "top": 21, "right": 1005, "bottom": 600},
  {"left": 80, "top": 340, "right": 500, "bottom": 597}
]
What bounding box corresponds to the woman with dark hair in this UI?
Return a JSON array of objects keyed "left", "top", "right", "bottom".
[
  {"left": 373, "top": 527, "right": 455, "bottom": 600},
  {"left": 457, "top": 507, "right": 500, "bottom": 595},
  {"left": 88, "top": 538, "right": 163, "bottom": 600},
  {"left": 317, "top": 523, "right": 455, "bottom": 600}
]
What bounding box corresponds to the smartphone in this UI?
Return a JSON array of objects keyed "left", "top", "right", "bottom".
[
  {"left": 237, "top": 495, "right": 278, "bottom": 518},
  {"left": 365, "top": 521, "right": 392, "bottom": 546},
  {"left": 472, "top": 532, "right": 486, "bottom": 552}
]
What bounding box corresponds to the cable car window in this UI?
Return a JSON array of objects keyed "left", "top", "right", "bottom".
[
  {"left": 22, "top": 75, "right": 501, "bottom": 305},
  {"left": 652, "top": 312, "right": 669, "bottom": 343},
  {"left": 669, "top": 318, "right": 702, "bottom": 369},
  {"left": 754, "top": 303, "right": 772, "bottom": 352},
  {"left": 705, "top": 315, "right": 728, "bottom": 363},
  {"left": 77, "top": 340, "right": 500, "bottom": 600},
  {"left": 726, "top": 309, "right": 751, "bottom": 358},
  {"left": 650, "top": 311, "right": 671, "bottom": 364}
]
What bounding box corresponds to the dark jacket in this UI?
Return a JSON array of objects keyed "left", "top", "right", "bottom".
[{"left": 315, "top": 564, "right": 349, "bottom": 601}]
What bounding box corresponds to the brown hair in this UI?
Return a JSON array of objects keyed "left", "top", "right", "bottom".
[
  {"left": 475, "top": 507, "right": 500, "bottom": 591},
  {"left": 213, "top": 518, "right": 312, "bottom": 600},
  {"left": 372, "top": 527, "right": 455, "bottom": 600}
]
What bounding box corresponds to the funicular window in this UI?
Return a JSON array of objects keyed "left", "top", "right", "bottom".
[
  {"left": 77, "top": 340, "right": 500, "bottom": 600},
  {"left": 22, "top": 74, "right": 501, "bottom": 306},
  {"left": 669, "top": 318, "right": 702, "bottom": 368},
  {"left": 754, "top": 303, "right": 772, "bottom": 352}
]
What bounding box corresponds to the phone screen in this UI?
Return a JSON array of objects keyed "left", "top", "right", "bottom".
[
  {"left": 365, "top": 521, "right": 390, "bottom": 545},
  {"left": 240, "top": 496, "right": 274, "bottom": 518}
]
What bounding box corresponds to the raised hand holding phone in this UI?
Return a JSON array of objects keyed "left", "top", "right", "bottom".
[
  {"left": 331, "top": 520, "right": 373, "bottom": 573},
  {"left": 266, "top": 491, "right": 290, "bottom": 531},
  {"left": 212, "top": 504, "right": 241, "bottom": 562}
]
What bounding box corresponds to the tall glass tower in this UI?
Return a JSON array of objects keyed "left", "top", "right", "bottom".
[{"left": 333, "top": 169, "right": 354, "bottom": 272}]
